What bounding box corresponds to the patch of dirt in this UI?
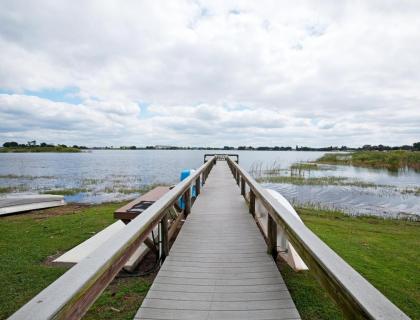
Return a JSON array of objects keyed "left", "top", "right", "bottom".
[
  {"left": 43, "top": 251, "right": 72, "bottom": 268},
  {"left": 23, "top": 204, "right": 91, "bottom": 220}
]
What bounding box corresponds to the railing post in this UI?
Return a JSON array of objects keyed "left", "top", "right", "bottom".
[
  {"left": 184, "top": 188, "right": 191, "bottom": 216},
  {"left": 195, "top": 176, "right": 201, "bottom": 195},
  {"left": 267, "top": 213, "right": 277, "bottom": 258},
  {"left": 249, "top": 190, "right": 255, "bottom": 217},
  {"left": 236, "top": 170, "right": 240, "bottom": 185},
  {"left": 159, "top": 212, "right": 169, "bottom": 262},
  {"left": 241, "top": 177, "right": 245, "bottom": 196}
]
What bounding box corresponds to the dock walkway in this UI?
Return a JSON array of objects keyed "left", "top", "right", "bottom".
[{"left": 135, "top": 161, "right": 300, "bottom": 319}]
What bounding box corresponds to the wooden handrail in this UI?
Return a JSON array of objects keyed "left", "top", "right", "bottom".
[
  {"left": 9, "top": 157, "right": 216, "bottom": 320},
  {"left": 204, "top": 153, "right": 239, "bottom": 163},
  {"left": 226, "top": 157, "right": 409, "bottom": 320}
]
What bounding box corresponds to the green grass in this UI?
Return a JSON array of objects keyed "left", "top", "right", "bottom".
[
  {"left": 84, "top": 277, "right": 152, "bottom": 319},
  {"left": 0, "top": 146, "right": 81, "bottom": 153},
  {"left": 317, "top": 151, "right": 420, "bottom": 170},
  {"left": 0, "top": 204, "right": 418, "bottom": 319},
  {"left": 0, "top": 202, "right": 139, "bottom": 319},
  {"left": 279, "top": 208, "right": 420, "bottom": 319},
  {"left": 257, "top": 175, "right": 380, "bottom": 188}
]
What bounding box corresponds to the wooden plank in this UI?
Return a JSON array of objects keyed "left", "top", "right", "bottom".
[
  {"left": 135, "top": 162, "right": 300, "bottom": 319},
  {"left": 114, "top": 186, "right": 170, "bottom": 219}
]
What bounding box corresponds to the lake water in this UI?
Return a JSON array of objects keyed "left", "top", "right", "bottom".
[{"left": 0, "top": 150, "right": 419, "bottom": 219}]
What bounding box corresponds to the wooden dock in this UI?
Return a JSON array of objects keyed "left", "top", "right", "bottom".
[
  {"left": 135, "top": 161, "right": 300, "bottom": 319},
  {"left": 10, "top": 155, "right": 409, "bottom": 320}
]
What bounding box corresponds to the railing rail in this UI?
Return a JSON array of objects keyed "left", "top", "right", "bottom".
[
  {"left": 226, "top": 157, "right": 409, "bottom": 320},
  {"left": 10, "top": 157, "right": 217, "bottom": 320},
  {"left": 204, "top": 153, "right": 239, "bottom": 163}
]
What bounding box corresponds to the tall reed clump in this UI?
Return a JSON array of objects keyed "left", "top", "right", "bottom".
[{"left": 317, "top": 151, "right": 420, "bottom": 170}]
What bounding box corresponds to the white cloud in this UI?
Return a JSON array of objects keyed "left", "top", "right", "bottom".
[{"left": 0, "top": 0, "right": 419, "bottom": 147}]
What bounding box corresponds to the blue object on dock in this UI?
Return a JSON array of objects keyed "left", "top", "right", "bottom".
[{"left": 179, "top": 169, "right": 196, "bottom": 209}]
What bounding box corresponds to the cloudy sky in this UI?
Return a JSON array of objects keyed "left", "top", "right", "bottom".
[{"left": 0, "top": 0, "right": 419, "bottom": 147}]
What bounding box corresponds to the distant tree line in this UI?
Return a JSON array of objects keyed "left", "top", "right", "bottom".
[
  {"left": 2, "top": 141, "right": 88, "bottom": 149},
  {"left": 3, "top": 141, "right": 419, "bottom": 151}
]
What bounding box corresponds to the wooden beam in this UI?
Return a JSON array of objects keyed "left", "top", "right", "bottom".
[
  {"left": 144, "top": 237, "right": 158, "bottom": 254},
  {"left": 160, "top": 213, "right": 169, "bottom": 262},
  {"left": 267, "top": 213, "right": 277, "bottom": 258},
  {"left": 249, "top": 190, "right": 255, "bottom": 217},
  {"left": 184, "top": 188, "right": 191, "bottom": 216},
  {"left": 195, "top": 176, "right": 201, "bottom": 196},
  {"left": 168, "top": 212, "right": 185, "bottom": 240}
]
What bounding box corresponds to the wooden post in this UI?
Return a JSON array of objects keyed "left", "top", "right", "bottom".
[
  {"left": 249, "top": 190, "right": 255, "bottom": 217},
  {"left": 236, "top": 170, "right": 240, "bottom": 185},
  {"left": 160, "top": 213, "right": 169, "bottom": 262},
  {"left": 241, "top": 177, "right": 245, "bottom": 196},
  {"left": 195, "top": 176, "right": 201, "bottom": 195},
  {"left": 184, "top": 188, "right": 191, "bottom": 216},
  {"left": 267, "top": 213, "right": 277, "bottom": 258}
]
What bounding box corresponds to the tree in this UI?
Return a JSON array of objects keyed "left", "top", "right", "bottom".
[
  {"left": 413, "top": 142, "right": 420, "bottom": 151},
  {"left": 3, "top": 141, "right": 18, "bottom": 148}
]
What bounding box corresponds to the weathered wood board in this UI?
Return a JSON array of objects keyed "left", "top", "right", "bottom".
[{"left": 134, "top": 161, "right": 300, "bottom": 320}]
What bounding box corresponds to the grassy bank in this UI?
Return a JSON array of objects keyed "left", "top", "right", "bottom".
[
  {"left": 284, "top": 208, "right": 419, "bottom": 319},
  {"left": 0, "top": 146, "right": 81, "bottom": 153},
  {"left": 0, "top": 203, "right": 152, "bottom": 319},
  {"left": 0, "top": 204, "right": 418, "bottom": 319},
  {"left": 316, "top": 150, "right": 420, "bottom": 170}
]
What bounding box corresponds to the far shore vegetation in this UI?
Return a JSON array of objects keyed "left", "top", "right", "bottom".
[
  {"left": 1, "top": 140, "right": 419, "bottom": 152},
  {"left": 316, "top": 150, "right": 420, "bottom": 170},
  {"left": 0, "top": 203, "right": 418, "bottom": 319},
  {"left": 1, "top": 141, "right": 84, "bottom": 153}
]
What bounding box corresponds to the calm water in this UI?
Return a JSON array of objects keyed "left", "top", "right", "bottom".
[{"left": 0, "top": 150, "right": 419, "bottom": 218}]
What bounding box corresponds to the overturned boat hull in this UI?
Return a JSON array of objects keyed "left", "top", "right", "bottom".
[{"left": 0, "top": 194, "right": 65, "bottom": 216}]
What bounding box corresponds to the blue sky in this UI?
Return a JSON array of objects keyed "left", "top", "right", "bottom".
[{"left": 0, "top": 0, "right": 419, "bottom": 147}]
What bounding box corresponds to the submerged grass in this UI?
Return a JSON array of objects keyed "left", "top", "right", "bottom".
[
  {"left": 257, "top": 175, "right": 381, "bottom": 188},
  {"left": 41, "top": 188, "right": 90, "bottom": 196},
  {"left": 316, "top": 150, "right": 420, "bottom": 170},
  {"left": 103, "top": 184, "right": 162, "bottom": 194},
  {"left": 290, "top": 163, "right": 320, "bottom": 170},
  {"left": 0, "top": 174, "right": 55, "bottom": 180},
  {"left": 0, "top": 185, "right": 29, "bottom": 193},
  {"left": 400, "top": 187, "right": 420, "bottom": 196},
  {"left": 0, "top": 203, "right": 418, "bottom": 319}
]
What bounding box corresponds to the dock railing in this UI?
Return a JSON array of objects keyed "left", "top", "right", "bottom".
[
  {"left": 9, "top": 157, "right": 217, "bottom": 320},
  {"left": 226, "top": 157, "right": 409, "bottom": 320},
  {"left": 204, "top": 153, "right": 239, "bottom": 163}
]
